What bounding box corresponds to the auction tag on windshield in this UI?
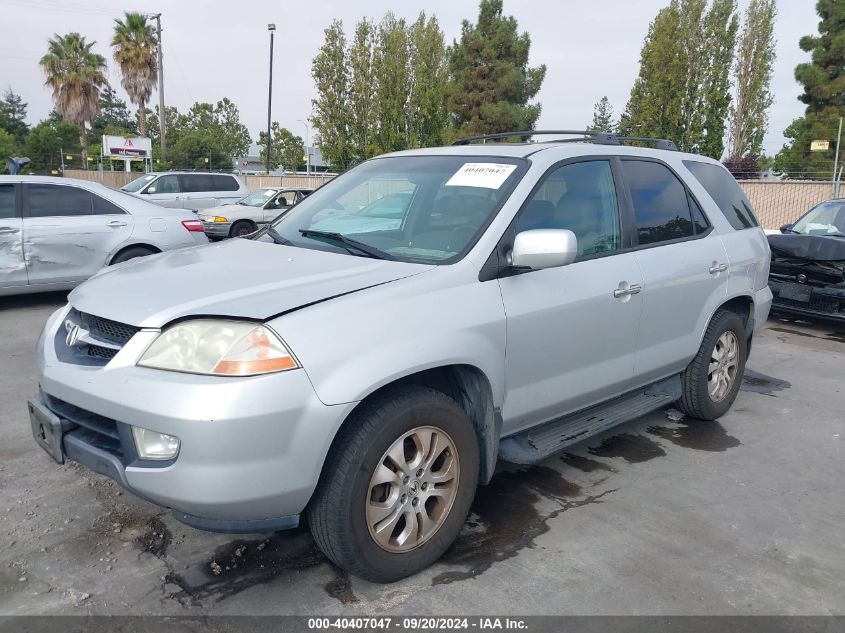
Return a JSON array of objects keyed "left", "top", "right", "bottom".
[{"left": 445, "top": 163, "right": 517, "bottom": 189}]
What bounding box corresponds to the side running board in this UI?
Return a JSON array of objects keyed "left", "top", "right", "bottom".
[{"left": 498, "top": 375, "right": 682, "bottom": 464}]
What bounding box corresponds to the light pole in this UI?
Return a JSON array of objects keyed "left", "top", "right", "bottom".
[
  {"left": 298, "top": 118, "right": 310, "bottom": 176},
  {"left": 266, "top": 23, "right": 276, "bottom": 175}
]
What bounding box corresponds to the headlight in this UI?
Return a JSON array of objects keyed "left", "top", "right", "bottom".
[
  {"left": 137, "top": 320, "right": 299, "bottom": 376},
  {"left": 212, "top": 216, "right": 228, "bottom": 223}
]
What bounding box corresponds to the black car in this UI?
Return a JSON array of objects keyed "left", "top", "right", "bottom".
[{"left": 768, "top": 198, "right": 845, "bottom": 321}]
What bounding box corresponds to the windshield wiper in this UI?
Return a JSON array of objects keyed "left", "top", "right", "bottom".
[
  {"left": 266, "top": 226, "right": 291, "bottom": 245},
  {"left": 298, "top": 229, "right": 395, "bottom": 260}
]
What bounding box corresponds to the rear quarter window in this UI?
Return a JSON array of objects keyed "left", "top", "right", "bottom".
[
  {"left": 683, "top": 160, "right": 758, "bottom": 230},
  {"left": 212, "top": 175, "right": 240, "bottom": 192}
]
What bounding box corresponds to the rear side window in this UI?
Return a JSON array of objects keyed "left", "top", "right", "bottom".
[
  {"left": 28, "top": 185, "right": 92, "bottom": 217},
  {"left": 0, "top": 184, "right": 15, "bottom": 219},
  {"left": 212, "top": 174, "right": 239, "bottom": 191},
  {"left": 622, "top": 160, "right": 695, "bottom": 245},
  {"left": 683, "top": 160, "right": 758, "bottom": 230},
  {"left": 93, "top": 194, "right": 126, "bottom": 215},
  {"left": 180, "top": 174, "right": 214, "bottom": 193}
]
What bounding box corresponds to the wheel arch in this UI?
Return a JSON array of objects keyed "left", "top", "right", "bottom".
[
  {"left": 702, "top": 293, "right": 756, "bottom": 356},
  {"left": 108, "top": 243, "right": 161, "bottom": 265},
  {"left": 323, "top": 364, "right": 500, "bottom": 486}
]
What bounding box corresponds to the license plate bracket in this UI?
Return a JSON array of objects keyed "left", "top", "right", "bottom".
[
  {"left": 28, "top": 398, "right": 67, "bottom": 464},
  {"left": 779, "top": 283, "right": 812, "bottom": 303}
]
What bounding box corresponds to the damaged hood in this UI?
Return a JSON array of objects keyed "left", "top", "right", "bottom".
[
  {"left": 69, "top": 238, "right": 432, "bottom": 327},
  {"left": 768, "top": 234, "right": 845, "bottom": 262}
]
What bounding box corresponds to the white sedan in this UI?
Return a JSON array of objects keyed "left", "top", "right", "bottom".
[{"left": 0, "top": 175, "right": 208, "bottom": 296}]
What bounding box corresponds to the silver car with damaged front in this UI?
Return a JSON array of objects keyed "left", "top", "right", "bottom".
[{"left": 29, "top": 134, "right": 772, "bottom": 582}]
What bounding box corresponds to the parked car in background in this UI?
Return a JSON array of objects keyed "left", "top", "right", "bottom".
[
  {"left": 0, "top": 176, "right": 207, "bottom": 296},
  {"left": 198, "top": 188, "right": 313, "bottom": 239},
  {"left": 768, "top": 198, "right": 845, "bottom": 322},
  {"left": 29, "top": 131, "right": 771, "bottom": 582},
  {"left": 120, "top": 172, "right": 248, "bottom": 212}
]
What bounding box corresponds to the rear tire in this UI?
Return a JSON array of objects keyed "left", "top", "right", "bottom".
[
  {"left": 230, "top": 220, "right": 256, "bottom": 238},
  {"left": 111, "top": 246, "right": 155, "bottom": 265},
  {"left": 308, "top": 386, "right": 479, "bottom": 582},
  {"left": 678, "top": 309, "right": 747, "bottom": 420}
]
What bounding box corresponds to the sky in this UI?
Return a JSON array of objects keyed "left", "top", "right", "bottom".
[{"left": 0, "top": 0, "right": 821, "bottom": 156}]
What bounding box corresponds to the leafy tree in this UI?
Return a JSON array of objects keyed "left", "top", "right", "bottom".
[
  {"left": 169, "top": 131, "right": 229, "bottom": 171},
  {"left": 87, "top": 85, "right": 136, "bottom": 147},
  {"left": 723, "top": 154, "right": 761, "bottom": 179},
  {"left": 775, "top": 0, "right": 844, "bottom": 180},
  {"left": 0, "top": 129, "right": 17, "bottom": 164},
  {"left": 258, "top": 123, "right": 304, "bottom": 172},
  {"left": 112, "top": 12, "right": 157, "bottom": 137},
  {"left": 590, "top": 96, "right": 614, "bottom": 132},
  {"left": 726, "top": 0, "right": 776, "bottom": 161},
  {"left": 312, "top": 20, "right": 352, "bottom": 170},
  {"left": 40, "top": 32, "right": 108, "bottom": 165},
  {"left": 445, "top": 0, "right": 546, "bottom": 141},
  {"left": 622, "top": 0, "right": 738, "bottom": 157},
  {"left": 0, "top": 88, "right": 29, "bottom": 144},
  {"left": 24, "top": 118, "right": 81, "bottom": 173},
  {"left": 183, "top": 99, "right": 251, "bottom": 159},
  {"left": 407, "top": 13, "right": 448, "bottom": 148},
  {"left": 373, "top": 13, "right": 411, "bottom": 153},
  {"left": 348, "top": 18, "right": 377, "bottom": 163}
]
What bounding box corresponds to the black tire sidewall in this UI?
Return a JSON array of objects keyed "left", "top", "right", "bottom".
[
  {"left": 695, "top": 312, "right": 747, "bottom": 419},
  {"left": 317, "top": 389, "right": 479, "bottom": 582},
  {"left": 230, "top": 221, "right": 255, "bottom": 238},
  {"left": 111, "top": 247, "right": 153, "bottom": 264}
]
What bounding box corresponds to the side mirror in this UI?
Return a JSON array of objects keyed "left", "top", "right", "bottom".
[
  {"left": 511, "top": 229, "right": 578, "bottom": 271},
  {"left": 144, "top": 187, "right": 155, "bottom": 194},
  {"left": 780, "top": 223, "right": 792, "bottom": 234}
]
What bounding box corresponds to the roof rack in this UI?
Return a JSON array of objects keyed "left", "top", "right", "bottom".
[{"left": 451, "top": 130, "right": 678, "bottom": 152}]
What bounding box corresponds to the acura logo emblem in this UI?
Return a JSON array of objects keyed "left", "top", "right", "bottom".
[{"left": 65, "top": 320, "right": 82, "bottom": 347}]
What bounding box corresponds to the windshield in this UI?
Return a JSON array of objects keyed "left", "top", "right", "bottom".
[
  {"left": 267, "top": 155, "right": 525, "bottom": 264},
  {"left": 121, "top": 174, "right": 157, "bottom": 193},
  {"left": 239, "top": 189, "right": 277, "bottom": 207},
  {"left": 792, "top": 201, "right": 845, "bottom": 236}
]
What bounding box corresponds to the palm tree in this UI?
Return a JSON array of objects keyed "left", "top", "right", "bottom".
[
  {"left": 112, "top": 12, "right": 157, "bottom": 138},
  {"left": 40, "top": 32, "right": 107, "bottom": 165}
]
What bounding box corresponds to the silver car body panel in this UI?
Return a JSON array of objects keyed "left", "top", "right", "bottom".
[
  {"left": 30, "top": 143, "right": 773, "bottom": 525},
  {"left": 0, "top": 176, "right": 208, "bottom": 296}
]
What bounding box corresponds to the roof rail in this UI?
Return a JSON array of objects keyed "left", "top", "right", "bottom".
[{"left": 451, "top": 130, "right": 678, "bottom": 152}]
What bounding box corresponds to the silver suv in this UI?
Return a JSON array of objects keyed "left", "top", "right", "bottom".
[
  {"left": 29, "top": 131, "right": 772, "bottom": 582},
  {"left": 120, "top": 172, "right": 248, "bottom": 212}
]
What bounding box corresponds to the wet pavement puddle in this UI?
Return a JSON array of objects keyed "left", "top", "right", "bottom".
[
  {"left": 741, "top": 369, "right": 792, "bottom": 397},
  {"left": 587, "top": 433, "right": 666, "bottom": 463}
]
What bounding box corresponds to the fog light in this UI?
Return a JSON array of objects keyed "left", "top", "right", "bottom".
[{"left": 131, "top": 426, "right": 180, "bottom": 460}]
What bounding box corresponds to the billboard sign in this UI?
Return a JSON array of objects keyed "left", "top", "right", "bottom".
[
  {"left": 102, "top": 135, "right": 152, "bottom": 159},
  {"left": 810, "top": 140, "right": 830, "bottom": 152}
]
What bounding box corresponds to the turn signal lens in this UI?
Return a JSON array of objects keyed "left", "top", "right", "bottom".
[{"left": 212, "top": 216, "right": 228, "bottom": 223}]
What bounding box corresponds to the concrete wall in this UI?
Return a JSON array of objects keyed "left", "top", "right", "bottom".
[{"left": 64, "top": 169, "right": 841, "bottom": 231}]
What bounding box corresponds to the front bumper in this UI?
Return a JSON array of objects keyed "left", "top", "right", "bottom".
[
  {"left": 768, "top": 279, "right": 845, "bottom": 322},
  {"left": 31, "top": 305, "right": 357, "bottom": 532},
  {"left": 200, "top": 221, "right": 232, "bottom": 238}
]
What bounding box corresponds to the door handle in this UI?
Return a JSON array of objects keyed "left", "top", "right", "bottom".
[
  {"left": 709, "top": 262, "right": 728, "bottom": 275},
  {"left": 106, "top": 220, "right": 127, "bottom": 228},
  {"left": 613, "top": 284, "right": 642, "bottom": 298},
  {"left": 0, "top": 227, "right": 18, "bottom": 235}
]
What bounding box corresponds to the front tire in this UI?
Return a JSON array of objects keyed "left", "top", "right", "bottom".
[
  {"left": 678, "top": 309, "right": 747, "bottom": 420},
  {"left": 308, "top": 386, "right": 479, "bottom": 582},
  {"left": 229, "top": 220, "right": 256, "bottom": 238}
]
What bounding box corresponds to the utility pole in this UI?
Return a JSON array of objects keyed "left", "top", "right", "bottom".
[
  {"left": 833, "top": 117, "right": 842, "bottom": 198},
  {"left": 266, "top": 24, "right": 276, "bottom": 175},
  {"left": 153, "top": 13, "right": 166, "bottom": 163}
]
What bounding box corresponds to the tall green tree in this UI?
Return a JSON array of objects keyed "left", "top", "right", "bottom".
[
  {"left": 87, "top": 85, "right": 136, "bottom": 147},
  {"left": 445, "top": 0, "right": 546, "bottom": 140},
  {"left": 373, "top": 13, "right": 411, "bottom": 153},
  {"left": 311, "top": 20, "right": 352, "bottom": 170},
  {"left": 590, "top": 96, "right": 614, "bottom": 131},
  {"left": 407, "top": 13, "right": 448, "bottom": 148},
  {"left": 0, "top": 129, "right": 16, "bottom": 164},
  {"left": 0, "top": 88, "right": 29, "bottom": 144},
  {"left": 112, "top": 12, "right": 157, "bottom": 137},
  {"left": 24, "top": 118, "right": 81, "bottom": 172},
  {"left": 622, "top": 0, "right": 738, "bottom": 157},
  {"left": 348, "top": 18, "right": 377, "bottom": 163},
  {"left": 40, "top": 32, "right": 107, "bottom": 165},
  {"left": 775, "top": 0, "right": 844, "bottom": 179},
  {"left": 727, "top": 0, "right": 777, "bottom": 161},
  {"left": 258, "top": 123, "right": 304, "bottom": 172}
]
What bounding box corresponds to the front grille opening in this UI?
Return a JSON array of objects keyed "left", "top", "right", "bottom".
[
  {"left": 42, "top": 393, "right": 125, "bottom": 461},
  {"left": 774, "top": 296, "right": 841, "bottom": 314},
  {"left": 79, "top": 312, "right": 140, "bottom": 345},
  {"left": 87, "top": 345, "right": 118, "bottom": 359}
]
